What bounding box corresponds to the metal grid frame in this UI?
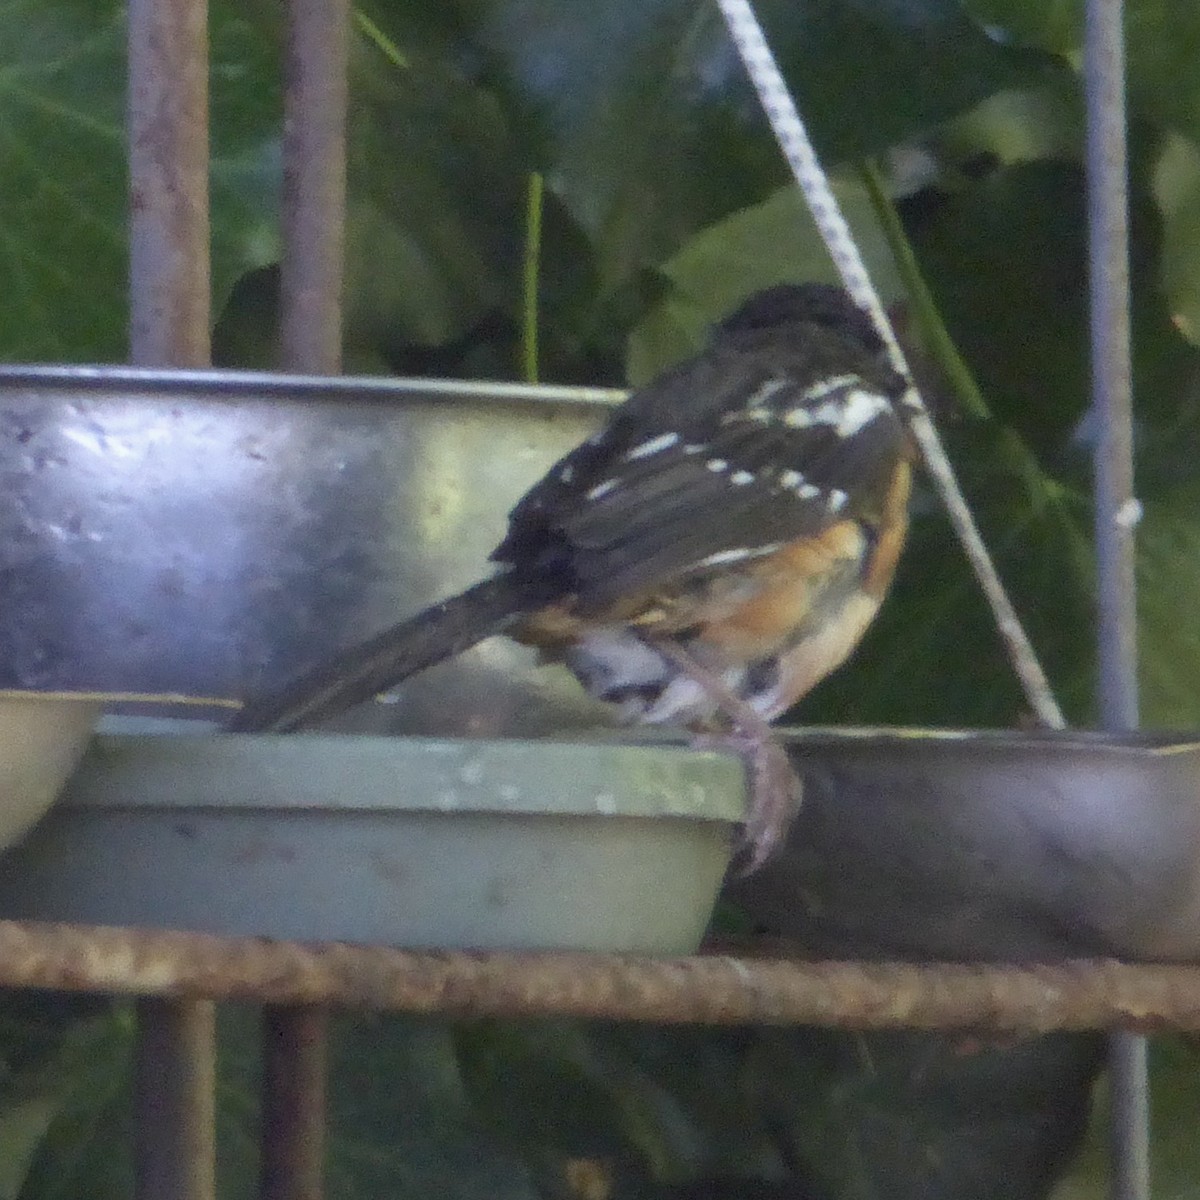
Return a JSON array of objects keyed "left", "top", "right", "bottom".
[{"left": 0, "top": 0, "right": 1154, "bottom": 1197}]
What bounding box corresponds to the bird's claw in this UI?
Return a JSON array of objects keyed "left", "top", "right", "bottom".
[{"left": 694, "top": 731, "right": 801, "bottom": 873}]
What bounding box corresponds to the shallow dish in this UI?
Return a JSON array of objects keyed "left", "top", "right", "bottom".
[{"left": 0, "top": 733, "right": 744, "bottom": 953}]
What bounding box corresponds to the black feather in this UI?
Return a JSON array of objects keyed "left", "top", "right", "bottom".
[
  {"left": 228, "top": 573, "right": 559, "bottom": 732},
  {"left": 495, "top": 287, "right": 905, "bottom": 611},
  {"left": 716, "top": 282, "right": 884, "bottom": 354}
]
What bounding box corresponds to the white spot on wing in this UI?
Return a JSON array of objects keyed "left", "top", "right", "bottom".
[
  {"left": 828, "top": 488, "right": 848, "bottom": 512},
  {"left": 783, "top": 408, "right": 814, "bottom": 428},
  {"left": 684, "top": 443, "right": 705, "bottom": 455},
  {"left": 698, "top": 547, "right": 752, "bottom": 566},
  {"left": 797, "top": 483, "right": 821, "bottom": 499},
  {"left": 624, "top": 431, "right": 679, "bottom": 460},
  {"left": 748, "top": 377, "right": 791, "bottom": 406},
  {"left": 779, "top": 469, "right": 804, "bottom": 488},
  {"left": 730, "top": 470, "right": 755, "bottom": 485},
  {"left": 558, "top": 464, "right": 574, "bottom": 483},
  {"left": 697, "top": 543, "right": 781, "bottom": 568},
  {"left": 586, "top": 478, "right": 619, "bottom": 501},
  {"left": 801, "top": 373, "right": 861, "bottom": 402},
  {"left": 721, "top": 378, "right": 789, "bottom": 424},
  {"left": 783, "top": 382, "right": 891, "bottom": 436},
  {"left": 814, "top": 388, "right": 891, "bottom": 436},
  {"left": 706, "top": 458, "right": 728, "bottom": 472}
]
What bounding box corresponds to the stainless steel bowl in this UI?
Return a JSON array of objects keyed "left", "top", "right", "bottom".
[
  {"left": 725, "top": 727, "right": 1200, "bottom": 962},
  {"left": 0, "top": 367, "right": 625, "bottom": 734}
]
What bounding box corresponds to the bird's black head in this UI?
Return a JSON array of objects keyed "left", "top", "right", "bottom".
[{"left": 716, "top": 282, "right": 885, "bottom": 357}]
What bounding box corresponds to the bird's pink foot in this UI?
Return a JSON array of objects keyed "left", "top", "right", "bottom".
[{"left": 694, "top": 729, "right": 801, "bottom": 871}]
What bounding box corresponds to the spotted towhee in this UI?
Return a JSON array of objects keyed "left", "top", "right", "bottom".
[{"left": 229, "top": 284, "right": 913, "bottom": 865}]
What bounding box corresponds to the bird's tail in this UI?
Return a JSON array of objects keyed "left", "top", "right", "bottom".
[{"left": 227, "top": 573, "right": 550, "bottom": 733}]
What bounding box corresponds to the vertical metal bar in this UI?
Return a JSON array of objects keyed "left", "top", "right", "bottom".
[
  {"left": 1087, "top": 0, "right": 1138, "bottom": 730},
  {"left": 261, "top": 3, "right": 348, "bottom": 1197},
  {"left": 128, "top": 0, "right": 211, "bottom": 368},
  {"left": 133, "top": 1000, "right": 217, "bottom": 1200},
  {"left": 1084, "top": 2, "right": 1149, "bottom": 1199},
  {"left": 127, "top": 0, "right": 216, "bottom": 1197},
  {"left": 262, "top": 1007, "right": 329, "bottom": 1200},
  {"left": 279, "top": 0, "right": 349, "bottom": 373}
]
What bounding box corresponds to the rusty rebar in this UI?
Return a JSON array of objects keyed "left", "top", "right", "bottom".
[
  {"left": 267, "top": 2, "right": 351, "bottom": 1191},
  {"left": 280, "top": 0, "right": 349, "bottom": 374},
  {"left": 127, "top": 0, "right": 215, "bottom": 1194},
  {"left": 127, "top": 0, "right": 211, "bottom": 367},
  {"left": 133, "top": 998, "right": 216, "bottom": 1200},
  {"left": 2, "top": 920, "right": 1200, "bottom": 1031},
  {"left": 262, "top": 1005, "right": 328, "bottom": 1200}
]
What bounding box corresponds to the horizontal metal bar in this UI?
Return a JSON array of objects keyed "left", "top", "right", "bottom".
[
  {"left": 0, "top": 364, "right": 625, "bottom": 408},
  {"left": 0, "top": 920, "right": 1197, "bottom": 1031}
]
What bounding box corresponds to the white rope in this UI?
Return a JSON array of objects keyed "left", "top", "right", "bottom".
[{"left": 714, "top": 0, "right": 1066, "bottom": 728}]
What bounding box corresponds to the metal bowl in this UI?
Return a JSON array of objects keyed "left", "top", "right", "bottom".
[
  {"left": 725, "top": 727, "right": 1200, "bottom": 962},
  {"left": 0, "top": 733, "right": 744, "bottom": 952},
  {"left": 0, "top": 367, "right": 623, "bottom": 734}
]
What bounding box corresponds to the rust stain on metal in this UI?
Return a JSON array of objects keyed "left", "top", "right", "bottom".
[{"left": 0, "top": 921, "right": 1199, "bottom": 1031}]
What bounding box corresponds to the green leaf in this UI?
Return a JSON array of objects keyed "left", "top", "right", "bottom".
[
  {"left": 0, "top": 0, "right": 128, "bottom": 360},
  {"left": 1152, "top": 133, "right": 1200, "bottom": 345},
  {"left": 17, "top": 1008, "right": 135, "bottom": 1200},
  {"left": 327, "top": 1014, "right": 540, "bottom": 1199},
  {"left": 0, "top": 0, "right": 280, "bottom": 362},
  {"left": 771, "top": 1028, "right": 1101, "bottom": 1200},
  {"left": 626, "top": 179, "right": 905, "bottom": 383},
  {"left": 344, "top": 30, "right": 524, "bottom": 356},
  {"left": 964, "top": 0, "right": 1200, "bottom": 153},
  {"left": 1135, "top": 484, "right": 1200, "bottom": 727},
  {"left": 905, "top": 160, "right": 1096, "bottom": 459},
  {"left": 0, "top": 1001, "right": 128, "bottom": 1200},
  {"left": 457, "top": 1020, "right": 782, "bottom": 1186},
  {"left": 1125, "top": 0, "right": 1200, "bottom": 145},
  {"left": 1051, "top": 1039, "right": 1200, "bottom": 1200},
  {"left": 958, "top": 0, "right": 1081, "bottom": 56},
  {"left": 466, "top": 0, "right": 1049, "bottom": 299}
]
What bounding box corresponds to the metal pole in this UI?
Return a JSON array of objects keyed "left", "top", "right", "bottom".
[
  {"left": 261, "top": 1, "right": 348, "bottom": 1195},
  {"left": 128, "top": 0, "right": 212, "bottom": 370},
  {"left": 127, "top": 0, "right": 216, "bottom": 1195},
  {"left": 279, "top": 0, "right": 349, "bottom": 373},
  {"left": 262, "top": 1007, "right": 329, "bottom": 1200},
  {"left": 133, "top": 1000, "right": 217, "bottom": 1200},
  {"left": 1083, "top": 1, "right": 1149, "bottom": 1198}
]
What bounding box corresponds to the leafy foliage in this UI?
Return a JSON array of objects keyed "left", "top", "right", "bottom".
[{"left": 4, "top": 0, "right": 1200, "bottom": 1197}]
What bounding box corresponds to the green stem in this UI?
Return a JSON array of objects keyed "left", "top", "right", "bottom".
[
  {"left": 859, "top": 161, "right": 990, "bottom": 420},
  {"left": 521, "top": 171, "right": 544, "bottom": 384},
  {"left": 353, "top": 11, "right": 409, "bottom": 70}
]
